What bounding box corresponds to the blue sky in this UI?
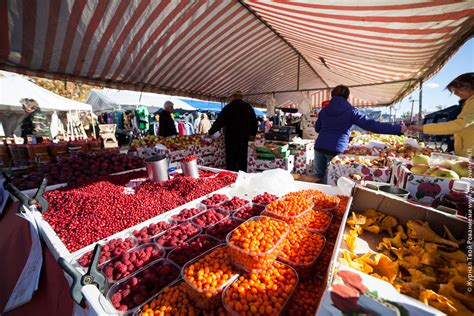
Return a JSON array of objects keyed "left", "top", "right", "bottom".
[{"left": 377, "top": 38, "right": 473, "bottom": 116}]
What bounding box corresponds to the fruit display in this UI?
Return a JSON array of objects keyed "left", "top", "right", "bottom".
[
  {"left": 182, "top": 246, "right": 239, "bottom": 310},
  {"left": 43, "top": 170, "right": 237, "bottom": 252},
  {"left": 232, "top": 205, "right": 263, "bottom": 220},
  {"left": 166, "top": 235, "right": 222, "bottom": 267},
  {"left": 139, "top": 282, "right": 199, "bottom": 316},
  {"left": 341, "top": 209, "right": 471, "bottom": 315},
  {"left": 227, "top": 216, "right": 290, "bottom": 272},
  {"left": 200, "top": 194, "right": 228, "bottom": 208},
  {"left": 132, "top": 221, "right": 176, "bottom": 244},
  {"left": 331, "top": 155, "right": 386, "bottom": 168},
  {"left": 131, "top": 135, "right": 209, "bottom": 151},
  {"left": 170, "top": 207, "right": 206, "bottom": 223},
  {"left": 350, "top": 134, "right": 410, "bottom": 147},
  {"left": 217, "top": 196, "right": 249, "bottom": 211},
  {"left": 262, "top": 197, "right": 313, "bottom": 226},
  {"left": 77, "top": 237, "right": 137, "bottom": 268},
  {"left": 300, "top": 210, "right": 333, "bottom": 233},
  {"left": 101, "top": 244, "right": 164, "bottom": 282},
  {"left": 107, "top": 259, "right": 180, "bottom": 312},
  {"left": 204, "top": 218, "right": 244, "bottom": 240},
  {"left": 154, "top": 222, "right": 201, "bottom": 250},
  {"left": 278, "top": 228, "right": 326, "bottom": 279},
  {"left": 409, "top": 154, "right": 470, "bottom": 179},
  {"left": 181, "top": 155, "right": 197, "bottom": 162},
  {"left": 251, "top": 192, "right": 279, "bottom": 205},
  {"left": 223, "top": 261, "right": 298, "bottom": 315},
  {"left": 192, "top": 209, "right": 227, "bottom": 228},
  {"left": 287, "top": 277, "right": 325, "bottom": 315},
  {"left": 10, "top": 152, "right": 144, "bottom": 190}
]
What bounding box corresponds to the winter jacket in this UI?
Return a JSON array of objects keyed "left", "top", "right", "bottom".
[
  {"left": 208, "top": 99, "right": 258, "bottom": 144},
  {"left": 198, "top": 114, "right": 212, "bottom": 134},
  {"left": 21, "top": 109, "right": 49, "bottom": 139},
  {"left": 315, "top": 96, "right": 402, "bottom": 154},
  {"left": 158, "top": 111, "right": 178, "bottom": 137},
  {"left": 423, "top": 95, "right": 474, "bottom": 157}
]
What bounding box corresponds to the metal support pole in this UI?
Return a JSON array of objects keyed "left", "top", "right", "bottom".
[
  {"left": 418, "top": 80, "right": 423, "bottom": 124},
  {"left": 297, "top": 55, "right": 300, "bottom": 91}
]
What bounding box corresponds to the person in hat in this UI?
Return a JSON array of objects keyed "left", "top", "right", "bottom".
[
  {"left": 20, "top": 98, "right": 49, "bottom": 142},
  {"left": 158, "top": 101, "right": 178, "bottom": 137},
  {"left": 208, "top": 91, "right": 258, "bottom": 172}
]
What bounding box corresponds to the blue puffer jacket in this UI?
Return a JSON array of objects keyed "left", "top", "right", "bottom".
[{"left": 315, "top": 96, "right": 401, "bottom": 154}]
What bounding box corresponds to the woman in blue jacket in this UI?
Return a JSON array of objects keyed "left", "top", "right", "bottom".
[{"left": 314, "top": 85, "right": 406, "bottom": 183}]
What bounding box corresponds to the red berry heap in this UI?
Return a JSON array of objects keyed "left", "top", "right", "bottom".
[
  {"left": 154, "top": 222, "right": 201, "bottom": 249},
  {"left": 232, "top": 205, "right": 263, "bottom": 220},
  {"left": 167, "top": 235, "right": 221, "bottom": 266},
  {"left": 218, "top": 196, "right": 249, "bottom": 211},
  {"left": 252, "top": 192, "right": 279, "bottom": 205},
  {"left": 109, "top": 261, "right": 179, "bottom": 312},
  {"left": 205, "top": 218, "right": 243, "bottom": 240},
  {"left": 132, "top": 221, "right": 176, "bottom": 244},
  {"left": 77, "top": 237, "right": 136, "bottom": 267},
  {"left": 102, "top": 245, "right": 163, "bottom": 282},
  {"left": 43, "top": 171, "right": 236, "bottom": 252},
  {"left": 192, "top": 209, "right": 226, "bottom": 228},
  {"left": 171, "top": 208, "right": 204, "bottom": 222},
  {"left": 200, "top": 194, "right": 228, "bottom": 207},
  {"left": 181, "top": 155, "right": 197, "bottom": 163}
]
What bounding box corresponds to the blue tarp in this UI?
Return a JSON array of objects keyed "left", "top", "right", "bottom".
[{"left": 179, "top": 98, "right": 266, "bottom": 116}]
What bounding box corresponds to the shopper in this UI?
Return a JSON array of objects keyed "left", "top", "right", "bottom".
[
  {"left": 410, "top": 73, "right": 474, "bottom": 157},
  {"left": 208, "top": 91, "right": 258, "bottom": 172},
  {"left": 198, "top": 113, "right": 211, "bottom": 134},
  {"left": 158, "top": 101, "right": 178, "bottom": 137},
  {"left": 314, "top": 85, "right": 406, "bottom": 183},
  {"left": 20, "top": 98, "right": 49, "bottom": 142}
]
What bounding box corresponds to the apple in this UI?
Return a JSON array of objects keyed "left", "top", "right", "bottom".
[
  {"left": 438, "top": 160, "right": 454, "bottom": 169},
  {"left": 411, "top": 164, "right": 430, "bottom": 175},
  {"left": 430, "top": 168, "right": 460, "bottom": 180},
  {"left": 412, "top": 154, "right": 430, "bottom": 165},
  {"left": 451, "top": 161, "right": 469, "bottom": 177}
]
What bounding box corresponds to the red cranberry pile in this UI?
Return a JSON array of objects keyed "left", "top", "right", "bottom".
[
  {"left": 232, "top": 205, "right": 263, "bottom": 221},
  {"left": 77, "top": 237, "right": 136, "bottom": 267},
  {"left": 192, "top": 209, "right": 226, "bottom": 228},
  {"left": 200, "top": 194, "right": 228, "bottom": 207},
  {"left": 205, "top": 218, "right": 243, "bottom": 240},
  {"left": 109, "top": 261, "right": 179, "bottom": 312},
  {"left": 219, "top": 196, "right": 249, "bottom": 211},
  {"left": 132, "top": 221, "right": 176, "bottom": 244},
  {"left": 252, "top": 192, "right": 279, "bottom": 205},
  {"left": 43, "top": 171, "right": 237, "bottom": 252},
  {"left": 167, "top": 235, "right": 221, "bottom": 266},
  {"left": 12, "top": 152, "right": 144, "bottom": 190},
  {"left": 102, "top": 245, "right": 163, "bottom": 282},
  {"left": 181, "top": 155, "right": 197, "bottom": 163},
  {"left": 171, "top": 208, "right": 205, "bottom": 222},
  {"left": 154, "top": 223, "right": 201, "bottom": 249}
]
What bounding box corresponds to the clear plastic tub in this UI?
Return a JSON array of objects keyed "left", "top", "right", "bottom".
[
  {"left": 217, "top": 196, "right": 250, "bottom": 212},
  {"left": 222, "top": 261, "right": 298, "bottom": 316},
  {"left": 153, "top": 222, "right": 202, "bottom": 252},
  {"left": 181, "top": 245, "right": 239, "bottom": 310},
  {"left": 191, "top": 208, "right": 229, "bottom": 229},
  {"left": 131, "top": 218, "right": 177, "bottom": 244},
  {"left": 313, "top": 195, "right": 340, "bottom": 212},
  {"left": 197, "top": 194, "right": 229, "bottom": 209},
  {"left": 73, "top": 236, "right": 138, "bottom": 270},
  {"left": 299, "top": 209, "right": 333, "bottom": 233},
  {"left": 105, "top": 259, "right": 180, "bottom": 314},
  {"left": 204, "top": 217, "right": 244, "bottom": 240},
  {"left": 170, "top": 205, "right": 207, "bottom": 223},
  {"left": 100, "top": 243, "right": 165, "bottom": 283},
  {"left": 231, "top": 204, "right": 263, "bottom": 221},
  {"left": 226, "top": 216, "right": 290, "bottom": 272},
  {"left": 251, "top": 203, "right": 267, "bottom": 212},
  {"left": 277, "top": 229, "right": 326, "bottom": 281},
  {"left": 166, "top": 234, "right": 223, "bottom": 267},
  {"left": 261, "top": 203, "right": 313, "bottom": 227}
]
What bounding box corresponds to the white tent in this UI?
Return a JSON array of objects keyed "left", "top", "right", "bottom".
[
  {"left": 87, "top": 89, "right": 196, "bottom": 113},
  {"left": 0, "top": 71, "right": 92, "bottom": 112}
]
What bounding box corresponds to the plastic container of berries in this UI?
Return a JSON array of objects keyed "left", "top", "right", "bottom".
[
  {"left": 204, "top": 217, "right": 244, "bottom": 241},
  {"left": 166, "top": 234, "right": 223, "bottom": 267},
  {"left": 231, "top": 204, "right": 263, "bottom": 221},
  {"left": 261, "top": 202, "right": 314, "bottom": 227},
  {"left": 299, "top": 209, "right": 333, "bottom": 234},
  {"left": 100, "top": 243, "right": 165, "bottom": 284},
  {"left": 105, "top": 258, "right": 180, "bottom": 314},
  {"left": 197, "top": 193, "right": 229, "bottom": 210},
  {"left": 153, "top": 222, "right": 202, "bottom": 253},
  {"left": 251, "top": 192, "right": 279, "bottom": 211},
  {"left": 130, "top": 218, "right": 177, "bottom": 244},
  {"left": 191, "top": 208, "right": 229, "bottom": 230},
  {"left": 216, "top": 196, "right": 250, "bottom": 213},
  {"left": 170, "top": 205, "right": 207, "bottom": 224},
  {"left": 313, "top": 195, "right": 340, "bottom": 213}
]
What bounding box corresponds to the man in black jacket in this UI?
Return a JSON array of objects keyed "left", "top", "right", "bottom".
[
  {"left": 158, "top": 101, "right": 178, "bottom": 137},
  {"left": 208, "top": 91, "right": 258, "bottom": 172}
]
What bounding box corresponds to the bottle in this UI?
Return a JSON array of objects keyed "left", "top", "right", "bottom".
[{"left": 440, "top": 181, "right": 470, "bottom": 216}]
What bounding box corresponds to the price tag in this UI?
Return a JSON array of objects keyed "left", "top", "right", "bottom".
[
  {"left": 0, "top": 177, "right": 9, "bottom": 215},
  {"left": 3, "top": 206, "right": 43, "bottom": 313}
]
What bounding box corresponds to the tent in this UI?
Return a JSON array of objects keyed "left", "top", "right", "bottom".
[
  {"left": 1, "top": 1, "right": 472, "bottom": 110},
  {"left": 179, "top": 98, "right": 267, "bottom": 116},
  {"left": 86, "top": 89, "right": 196, "bottom": 113}
]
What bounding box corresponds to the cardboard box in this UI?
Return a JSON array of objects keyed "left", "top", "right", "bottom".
[
  {"left": 327, "top": 155, "right": 391, "bottom": 186},
  {"left": 247, "top": 155, "right": 295, "bottom": 173},
  {"left": 302, "top": 129, "right": 317, "bottom": 140}
]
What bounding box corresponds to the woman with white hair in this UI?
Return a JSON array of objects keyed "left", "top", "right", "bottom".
[{"left": 158, "top": 101, "right": 178, "bottom": 137}]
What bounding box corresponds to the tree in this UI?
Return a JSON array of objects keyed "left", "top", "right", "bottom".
[
  {"left": 401, "top": 111, "right": 411, "bottom": 118},
  {"left": 31, "top": 76, "right": 99, "bottom": 102}
]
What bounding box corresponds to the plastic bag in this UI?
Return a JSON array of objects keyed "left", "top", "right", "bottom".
[{"left": 229, "top": 169, "right": 297, "bottom": 199}]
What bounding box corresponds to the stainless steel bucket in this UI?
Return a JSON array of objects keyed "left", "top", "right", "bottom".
[
  {"left": 379, "top": 185, "right": 409, "bottom": 199},
  {"left": 181, "top": 159, "right": 199, "bottom": 179},
  {"left": 144, "top": 155, "right": 169, "bottom": 182}
]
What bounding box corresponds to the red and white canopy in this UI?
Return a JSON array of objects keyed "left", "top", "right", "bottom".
[{"left": 0, "top": 0, "right": 472, "bottom": 107}]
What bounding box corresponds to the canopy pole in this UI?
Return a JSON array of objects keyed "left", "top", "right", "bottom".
[
  {"left": 296, "top": 55, "right": 300, "bottom": 90},
  {"left": 418, "top": 79, "right": 423, "bottom": 124}
]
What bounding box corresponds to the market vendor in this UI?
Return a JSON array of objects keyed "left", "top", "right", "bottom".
[
  {"left": 314, "top": 85, "right": 406, "bottom": 183},
  {"left": 208, "top": 91, "right": 258, "bottom": 172},
  {"left": 410, "top": 72, "right": 474, "bottom": 158},
  {"left": 20, "top": 98, "right": 49, "bottom": 142},
  {"left": 198, "top": 113, "right": 211, "bottom": 134},
  {"left": 158, "top": 101, "right": 178, "bottom": 137}
]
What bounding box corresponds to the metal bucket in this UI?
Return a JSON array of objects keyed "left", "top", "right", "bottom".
[
  {"left": 144, "top": 155, "right": 169, "bottom": 182},
  {"left": 379, "top": 185, "right": 409, "bottom": 199},
  {"left": 181, "top": 159, "right": 199, "bottom": 179}
]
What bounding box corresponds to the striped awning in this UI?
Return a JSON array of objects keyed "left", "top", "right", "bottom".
[
  {"left": 311, "top": 90, "right": 374, "bottom": 108},
  {"left": 1, "top": 1, "right": 472, "bottom": 107}
]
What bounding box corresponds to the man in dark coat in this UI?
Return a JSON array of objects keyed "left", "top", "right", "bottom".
[
  {"left": 158, "top": 101, "right": 178, "bottom": 137},
  {"left": 208, "top": 91, "right": 258, "bottom": 172}
]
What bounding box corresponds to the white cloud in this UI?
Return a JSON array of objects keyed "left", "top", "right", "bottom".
[{"left": 425, "top": 82, "right": 440, "bottom": 89}]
